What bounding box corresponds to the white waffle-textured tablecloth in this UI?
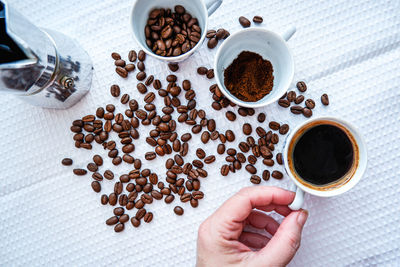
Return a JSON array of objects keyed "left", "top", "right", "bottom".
[{"left": 0, "top": 0, "right": 399, "bottom": 266}]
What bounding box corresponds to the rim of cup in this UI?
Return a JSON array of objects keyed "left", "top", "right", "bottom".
[
  {"left": 214, "top": 27, "right": 295, "bottom": 108},
  {"left": 283, "top": 116, "right": 368, "bottom": 197},
  {"left": 130, "top": 0, "right": 209, "bottom": 62}
]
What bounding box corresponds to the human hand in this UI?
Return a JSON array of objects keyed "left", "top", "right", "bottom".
[{"left": 196, "top": 186, "right": 308, "bottom": 267}]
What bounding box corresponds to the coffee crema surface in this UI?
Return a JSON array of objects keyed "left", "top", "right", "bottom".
[{"left": 293, "top": 124, "right": 354, "bottom": 186}]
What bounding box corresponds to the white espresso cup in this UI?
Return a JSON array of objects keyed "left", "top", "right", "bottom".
[
  {"left": 214, "top": 26, "right": 296, "bottom": 108},
  {"left": 131, "top": 0, "right": 222, "bottom": 62},
  {"left": 284, "top": 117, "right": 368, "bottom": 210}
]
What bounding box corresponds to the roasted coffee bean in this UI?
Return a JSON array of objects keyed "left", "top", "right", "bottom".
[
  {"left": 305, "top": 99, "right": 315, "bottom": 109},
  {"left": 116, "top": 66, "right": 128, "bottom": 78},
  {"left": 115, "top": 59, "right": 126, "bottom": 67},
  {"left": 126, "top": 64, "right": 136, "bottom": 72},
  {"left": 103, "top": 170, "right": 114, "bottom": 180},
  {"left": 113, "top": 156, "right": 122, "bottom": 165},
  {"left": 250, "top": 175, "right": 261, "bottom": 184},
  {"left": 92, "top": 172, "right": 103, "bottom": 181},
  {"left": 271, "top": 133, "right": 279, "bottom": 144},
  {"left": 106, "top": 216, "right": 119, "bottom": 225},
  {"left": 262, "top": 170, "right": 270, "bottom": 181},
  {"left": 276, "top": 153, "right": 283, "bottom": 165},
  {"left": 303, "top": 108, "right": 312, "bottom": 118},
  {"left": 239, "top": 16, "right": 251, "bottom": 27},
  {"left": 82, "top": 115, "right": 95, "bottom": 122},
  {"left": 221, "top": 164, "right": 229, "bottom": 176},
  {"left": 128, "top": 50, "right": 137, "bottom": 62},
  {"left": 238, "top": 142, "right": 250, "bottom": 153},
  {"left": 138, "top": 50, "right": 146, "bottom": 61},
  {"left": 245, "top": 164, "right": 257, "bottom": 174},
  {"left": 119, "top": 214, "right": 129, "bottom": 224},
  {"left": 271, "top": 170, "right": 283, "bottom": 179},
  {"left": 197, "top": 66, "right": 208, "bottom": 75},
  {"left": 227, "top": 148, "right": 237, "bottom": 156},
  {"left": 73, "top": 168, "right": 87, "bottom": 176},
  {"left": 226, "top": 155, "right": 235, "bottom": 162},
  {"left": 206, "top": 69, "right": 214, "bottom": 79},
  {"left": 237, "top": 153, "right": 246, "bottom": 163},
  {"left": 190, "top": 198, "right": 199, "bottom": 208},
  {"left": 207, "top": 37, "right": 218, "bottom": 49},
  {"left": 290, "top": 106, "right": 304, "bottom": 114},
  {"left": 256, "top": 127, "right": 267, "bottom": 137},
  {"left": 120, "top": 94, "right": 130, "bottom": 104},
  {"left": 165, "top": 194, "right": 174, "bottom": 204},
  {"left": 145, "top": 152, "right": 156, "bottom": 160},
  {"left": 207, "top": 29, "right": 216, "bottom": 38},
  {"left": 137, "top": 61, "right": 145, "bottom": 71},
  {"left": 242, "top": 123, "right": 252, "bottom": 135},
  {"left": 136, "top": 208, "right": 146, "bottom": 220},
  {"left": 263, "top": 159, "right": 275, "bottom": 167},
  {"left": 144, "top": 212, "right": 153, "bottom": 223},
  {"left": 131, "top": 217, "right": 140, "bottom": 227},
  {"left": 269, "top": 121, "right": 280, "bottom": 131},
  {"left": 287, "top": 91, "right": 296, "bottom": 102},
  {"left": 204, "top": 155, "right": 215, "bottom": 164},
  {"left": 278, "top": 99, "right": 290, "bottom": 108},
  {"left": 91, "top": 181, "right": 101, "bottom": 193},
  {"left": 212, "top": 101, "right": 222, "bottom": 110},
  {"left": 61, "top": 158, "right": 73, "bottom": 166},
  {"left": 136, "top": 71, "right": 146, "bottom": 81},
  {"left": 174, "top": 206, "right": 184, "bottom": 215},
  {"left": 109, "top": 193, "right": 117, "bottom": 205},
  {"left": 101, "top": 194, "right": 109, "bottom": 205},
  {"left": 196, "top": 148, "right": 206, "bottom": 159},
  {"left": 145, "top": 75, "right": 154, "bottom": 86},
  {"left": 181, "top": 133, "right": 192, "bottom": 142},
  {"left": 201, "top": 131, "right": 210, "bottom": 143},
  {"left": 111, "top": 52, "right": 121, "bottom": 60},
  {"left": 137, "top": 83, "right": 148, "bottom": 94},
  {"left": 110, "top": 84, "right": 120, "bottom": 97},
  {"left": 296, "top": 81, "right": 307, "bottom": 92},
  {"left": 225, "top": 130, "right": 235, "bottom": 142},
  {"left": 279, "top": 124, "right": 289, "bottom": 135},
  {"left": 295, "top": 95, "right": 305, "bottom": 104},
  {"left": 180, "top": 193, "right": 191, "bottom": 202},
  {"left": 257, "top": 113, "right": 266, "bottom": 123},
  {"left": 114, "top": 182, "right": 123, "bottom": 195},
  {"left": 226, "top": 111, "right": 236, "bottom": 121},
  {"left": 114, "top": 223, "right": 124, "bottom": 233},
  {"left": 217, "top": 143, "right": 226, "bottom": 154},
  {"left": 168, "top": 63, "right": 179, "bottom": 72},
  {"left": 253, "top": 15, "right": 263, "bottom": 23},
  {"left": 96, "top": 107, "right": 105, "bottom": 118},
  {"left": 321, "top": 93, "right": 329, "bottom": 105},
  {"left": 113, "top": 207, "right": 124, "bottom": 216}
]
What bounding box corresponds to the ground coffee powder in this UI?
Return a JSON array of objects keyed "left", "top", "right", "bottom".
[{"left": 224, "top": 51, "right": 274, "bottom": 102}]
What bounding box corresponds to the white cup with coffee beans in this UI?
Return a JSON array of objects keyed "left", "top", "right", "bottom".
[
  {"left": 131, "top": 0, "right": 222, "bottom": 62},
  {"left": 283, "top": 117, "right": 368, "bottom": 210}
]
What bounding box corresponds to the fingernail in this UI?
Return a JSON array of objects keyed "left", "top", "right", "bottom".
[{"left": 297, "top": 209, "right": 308, "bottom": 225}]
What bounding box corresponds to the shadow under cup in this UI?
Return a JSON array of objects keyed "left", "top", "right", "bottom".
[{"left": 286, "top": 119, "right": 360, "bottom": 191}]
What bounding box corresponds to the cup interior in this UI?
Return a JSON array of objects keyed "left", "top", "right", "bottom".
[
  {"left": 283, "top": 117, "right": 367, "bottom": 197},
  {"left": 131, "top": 0, "right": 207, "bottom": 61},
  {"left": 214, "top": 28, "right": 294, "bottom": 108}
]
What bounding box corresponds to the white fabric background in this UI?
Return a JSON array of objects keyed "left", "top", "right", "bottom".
[{"left": 0, "top": 0, "right": 399, "bottom": 266}]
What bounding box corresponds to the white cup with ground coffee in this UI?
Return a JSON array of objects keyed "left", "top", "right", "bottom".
[
  {"left": 131, "top": 0, "right": 222, "bottom": 62},
  {"left": 283, "top": 117, "right": 368, "bottom": 210},
  {"left": 214, "top": 26, "right": 296, "bottom": 108}
]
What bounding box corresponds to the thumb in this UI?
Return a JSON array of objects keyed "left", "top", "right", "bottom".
[{"left": 256, "top": 210, "right": 308, "bottom": 266}]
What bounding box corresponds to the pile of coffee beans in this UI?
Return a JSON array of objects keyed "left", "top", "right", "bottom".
[
  {"left": 278, "top": 81, "right": 329, "bottom": 117},
  {"left": 205, "top": 28, "right": 230, "bottom": 49},
  {"left": 238, "top": 15, "right": 263, "bottom": 28},
  {"left": 145, "top": 5, "right": 201, "bottom": 57}
]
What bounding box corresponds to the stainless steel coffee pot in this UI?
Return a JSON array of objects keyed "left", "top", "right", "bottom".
[{"left": 0, "top": 1, "right": 92, "bottom": 108}]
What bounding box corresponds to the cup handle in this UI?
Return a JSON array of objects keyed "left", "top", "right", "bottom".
[
  {"left": 288, "top": 184, "right": 305, "bottom": 210},
  {"left": 204, "top": 0, "right": 223, "bottom": 16},
  {"left": 281, "top": 26, "right": 296, "bottom": 41}
]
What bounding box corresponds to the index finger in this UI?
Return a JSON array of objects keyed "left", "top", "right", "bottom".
[{"left": 214, "top": 186, "right": 295, "bottom": 224}]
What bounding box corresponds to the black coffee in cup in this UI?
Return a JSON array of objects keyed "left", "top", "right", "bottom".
[{"left": 292, "top": 124, "right": 354, "bottom": 186}]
